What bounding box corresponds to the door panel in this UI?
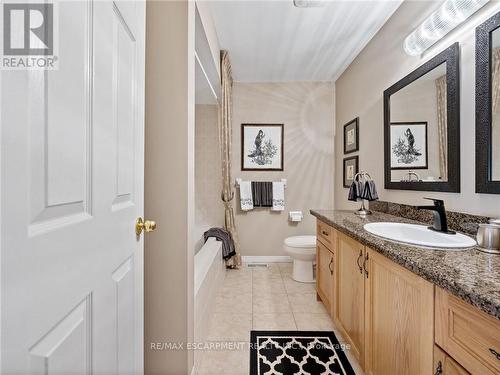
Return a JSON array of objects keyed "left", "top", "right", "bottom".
[
  {"left": 316, "top": 239, "right": 334, "bottom": 313},
  {"left": 334, "top": 232, "right": 365, "bottom": 366},
  {"left": 29, "top": 296, "right": 92, "bottom": 375},
  {"left": 1, "top": 1, "right": 146, "bottom": 373},
  {"left": 113, "top": 3, "right": 136, "bottom": 207},
  {"left": 364, "top": 248, "right": 434, "bottom": 375},
  {"left": 29, "top": 1, "right": 92, "bottom": 232}
]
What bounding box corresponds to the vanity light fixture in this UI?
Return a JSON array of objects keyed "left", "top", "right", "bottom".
[
  {"left": 293, "top": 0, "right": 326, "bottom": 8},
  {"left": 404, "top": 0, "right": 489, "bottom": 56}
]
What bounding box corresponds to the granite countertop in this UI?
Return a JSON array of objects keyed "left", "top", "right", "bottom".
[{"left": 310, "top": 209, "right": 500, "bottom": 319}]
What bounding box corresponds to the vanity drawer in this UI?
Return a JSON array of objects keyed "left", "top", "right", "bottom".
[
  {"left": 435, "top": 287, "right": 500, "bottom": 375},
  {"left": 317, "top": 220, "right": 333, "bottom": 248}
]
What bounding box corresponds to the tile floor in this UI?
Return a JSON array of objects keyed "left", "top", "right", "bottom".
[{"left": 195, "top": 263, "right": 364, "bottom": 374}]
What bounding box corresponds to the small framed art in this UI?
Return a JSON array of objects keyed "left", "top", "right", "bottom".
[
  {"left": 241, "top": 124, "right": 284, "bottom": 171},
  {"left": 343, "top": 156, "right": 359, "bottom": 188},
  {"left": 343, "top": 117, "right": 359, "bottom": 154}
]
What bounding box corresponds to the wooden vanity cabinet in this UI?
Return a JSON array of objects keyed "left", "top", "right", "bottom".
[
  {"left": 334, "top": 232, "right": 366, "bottom": 367},
  {"left": 316, "top": 239, "right": 335, "bottom": 314},
  {"left": 316, "top": 219, "right": 435, "bottom": 374},
  {"left": 364, "top": 247, "right": 434, "bottom": 375}
]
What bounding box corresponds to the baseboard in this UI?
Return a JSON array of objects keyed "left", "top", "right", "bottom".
[{"left": 241, "top": 255, "right": 292, "bottom": 263}]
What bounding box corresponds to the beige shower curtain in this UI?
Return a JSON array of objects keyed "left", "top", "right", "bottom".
[
  {"left": 219, "top": 50, "right": 241, "bottom": 268},
  {"left": 435, "top": 75, "right": 448, "bottom": 180}
]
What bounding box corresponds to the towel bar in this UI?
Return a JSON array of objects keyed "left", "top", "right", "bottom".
[{"left": 235, "top": 178, "right": 287, "bottom": 188}]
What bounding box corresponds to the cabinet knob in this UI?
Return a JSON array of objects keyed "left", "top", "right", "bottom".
[
  {"left": 434, "top": 360, "right": 442, "bottom": 375},
  {"left": 356, "top": 250, "right": 363, "bottom": 274},
  {"left": 490, "top": 348, "right": 500, "bottom": 360}
]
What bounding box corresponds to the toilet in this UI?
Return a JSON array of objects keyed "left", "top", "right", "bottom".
[{"left": 283, "top": 235, "right": 317, "bottom": 283}]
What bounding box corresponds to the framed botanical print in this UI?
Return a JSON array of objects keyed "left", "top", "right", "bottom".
[
  {"left": 390, "top": 122, "right": 428, "bottom": 170},
  {"left": 241, "top": 124, "right": 284, "bottom": 171},
  {"left": 343, "top": 117, "right": 359, "bottom": 154},
  {"left": 343, "top": 156, "right": 359, "bottom": 188}
]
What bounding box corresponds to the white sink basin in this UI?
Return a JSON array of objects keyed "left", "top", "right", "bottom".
[{"left": 363, "top": 222, "right": 477, "bottom": 249}]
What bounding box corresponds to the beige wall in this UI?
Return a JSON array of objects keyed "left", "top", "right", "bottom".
[
  {"left": 145, "top": 1, "right": 195, "bottom": 374},
  {"left": 335, "top": 0, "right": 500, "bottom": 217},
  {"left": 232, "top": 82, "right": 335, "bottom": 257},
  {"left": 195, "top": 104, "right": 224, "bottom": 251}
]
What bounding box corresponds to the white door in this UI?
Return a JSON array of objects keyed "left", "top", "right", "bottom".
[{"left": 1, "top": 1, "right": 146, "bottom": 374}]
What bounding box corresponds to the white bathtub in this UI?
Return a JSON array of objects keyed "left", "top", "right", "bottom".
[{"left": 194, "top": 237, "right": 226, "bottom": 369}]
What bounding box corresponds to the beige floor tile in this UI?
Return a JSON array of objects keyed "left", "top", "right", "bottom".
[
  {"left": 282, "top": 275, "right": 316, "bottom": 294},
  {"left": 253, "top": 293, "right": 291, "bottom": 313},
  {"left": 252, "top": 312, "right": 297, "bottom": 330},
  {"left": 196, "top": 348, "right": 249, "bottom": 375},
  {"left": 278, "top": 262, "right": 293, "bottom": 275},
  {"left": 293, "top": 312, "right": 335, "bottom": 331},
  {"left": 251, "top": 263, "right": 281, "bottom": 275},
  {"left": 287, "top": 292, "right": 328, "bottom": 314},
  {"left": 220, "top": 277, "right": 252, "bottom": 294},
  {"left": 214, "top": 293, "right": 252, "bottom": 314},
  {"left": 224, "top": 268, "right": 252, "bottom": 281},
  {"left": 207, "top": 313, "right": 252, "bottom": 341},
  {"left": 252, "top": 277, "right": 287, "bottom": 294}
]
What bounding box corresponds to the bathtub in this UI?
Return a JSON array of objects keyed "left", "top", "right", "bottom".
[{"left": 194, "top": 236, "right": 226, "bottom": 369}]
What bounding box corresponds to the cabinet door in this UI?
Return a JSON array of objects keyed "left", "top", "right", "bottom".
[
  {"left": 435, "top": 287, "right": 500, "bottom": 375},
  {"left": 364, "top": 248, "right": 434, "bottom": 375},
  {"left": 434, "top": 345, "right": 470, "bottom": 375},
  {"left": 334, "top": 232, "right": 365, "bottom": 366},
  {"left": 316, "top": 240, "right": 334, "bottom": 313}
]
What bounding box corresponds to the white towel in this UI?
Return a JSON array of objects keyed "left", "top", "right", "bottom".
[
  {"left": 272, "top": 181, "right": 285, "bottom": 211},
  {"left": 239, "top": 181, "right": 254, "bottom": 211}
]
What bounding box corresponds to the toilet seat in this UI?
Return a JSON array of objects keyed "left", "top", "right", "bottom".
[{"left": 284, "top": 235, "right": 316, "bottom": 248}]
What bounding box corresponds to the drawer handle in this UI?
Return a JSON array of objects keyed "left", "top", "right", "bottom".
[
  {"left": 322, "top": 230, "right": 329, "bottom": 237},
  {"left": 434, "top": 361, "right": 442, "bottom": 375},
  {"left": 356, "top": 250, "right": 363, "bottom": 274},
  {"left": 328, "top": 258, "right": 334, "bottom": 275},
  {"left": 363, "top": 253, "right": 369, "bottom": 278},
  {"left": 490, "top": 348, "right": 500, "bottom": 360}
]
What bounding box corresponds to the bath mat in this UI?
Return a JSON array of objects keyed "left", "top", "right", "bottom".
[{"left": 250, "top": 331, "right": 355, "bottom": 375}]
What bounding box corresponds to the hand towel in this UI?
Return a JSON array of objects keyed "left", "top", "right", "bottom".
[
  {"left": 272, "top": 181, "right": 285, "bottom": 211},
  {"left": 239, "top": 181, "right": 254, "bottom": 211},
  {"left": 362, "top": 180, "right": 379, "bottom": 201},
  {"left": 348, "top": 181, "right": 359, "bottom": 202},
  {"left": 204, "top": 227, "right": 236, "bottom": 261},
  {"left": 252, "top": 181, "right": 273, "bottom": 207}
]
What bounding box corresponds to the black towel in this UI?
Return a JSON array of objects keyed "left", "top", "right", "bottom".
[
  {"left": 251, "top": 181, "right": 273, "bottom": 207},
  {"left": 361, "top": 180, "right": 379, "bottom": 201},
  {"left": 204, "top": 227, "right": 236, "bottom": 261}
]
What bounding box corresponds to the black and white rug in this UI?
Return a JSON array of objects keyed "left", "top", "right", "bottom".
[{"left": 250, "top": 331, "right": 355, "bottom": 375}]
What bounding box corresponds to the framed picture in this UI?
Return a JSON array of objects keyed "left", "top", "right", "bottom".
[
  {"left": 390, "top": 122, "right": 428, "bottom": 170},
  {"left": 343, "top": 117, "right": 359, "bottom": 154},
  {"left": 343, "top": 156, "right": 359, "bottom": 188},
  {"left": 241, "top": 124, "right": 284, "bottom": 171}
]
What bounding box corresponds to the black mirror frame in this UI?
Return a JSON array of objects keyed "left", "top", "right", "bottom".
[
  {"left": 476, "top": 12, "right": 500, "bottom": 194},
  {"left": 383, "top": 42, "right": 460, "bottom": 192}
]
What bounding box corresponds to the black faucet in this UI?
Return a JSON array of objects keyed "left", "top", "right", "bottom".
[{"left": 416, "top": 198, "right": 456, "bottom": 234}]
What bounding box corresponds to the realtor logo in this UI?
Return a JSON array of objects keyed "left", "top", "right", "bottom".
[{"left": 1, "top": 3, "right": 58, "bottom": 69}]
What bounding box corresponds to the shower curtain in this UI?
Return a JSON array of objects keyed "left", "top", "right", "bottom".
[
  {"left": 219, "top": 50, "right": 241, "bottom": 268},
  {"left": 435, "top": 75, "right": 448, "bottom": 180}
]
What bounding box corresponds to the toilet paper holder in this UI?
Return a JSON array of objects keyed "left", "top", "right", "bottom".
[{"left": 289, "top": 211, "right": 303, "bottom": 222}]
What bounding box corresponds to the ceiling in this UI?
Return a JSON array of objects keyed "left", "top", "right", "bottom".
[{"left": 208, "top": 0, "right": 403, "bottom": 82}]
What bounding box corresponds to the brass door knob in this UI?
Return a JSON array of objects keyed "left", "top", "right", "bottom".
[{"left": 136, "top": 217, "right": 157, "bottom": 236}]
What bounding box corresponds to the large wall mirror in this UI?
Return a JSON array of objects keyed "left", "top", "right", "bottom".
[
  {"left": 476, "top": 12, "right": 500, "bottom": 194},
  {"left": 383, "top": 43, "right": 460, "bottom": 192}
]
